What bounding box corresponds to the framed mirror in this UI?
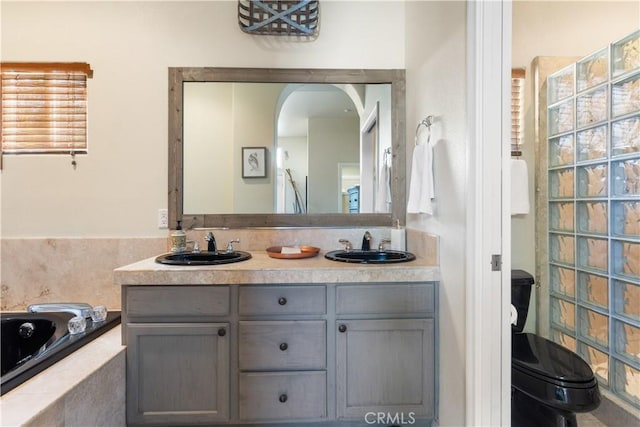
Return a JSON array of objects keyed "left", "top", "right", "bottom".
[{"left": 169, "top": 67, "right": 406, "bottom": 228}]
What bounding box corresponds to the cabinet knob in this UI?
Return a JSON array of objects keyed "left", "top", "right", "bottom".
[
  {"left": 338, "top": 324, "right": 347, "bottom": 333},
  {"left": 279, "top": 342, "right": 288, "bottom": 351},
  {"left": 278, "top": 297, "right": 287, "bottom": 306},
  {"left": 217, "top": 328, "right": 226, "bottom": 337},
  {"left": 279, "top": 394, "right": 288, "bottom": 403}
]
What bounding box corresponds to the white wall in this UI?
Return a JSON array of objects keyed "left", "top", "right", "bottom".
[
  {"left": 405, "top": 2, "right": 468, "bottom": 425},
  {"left": 511, "top": 0, "right": 639, "bottom": 332},
  {"left": 307, "top": 117, "right": 359, "bottom": 213},
  {"left": 0, "top": 0, "right": 405, "bottom": 237},
  {"left": 277, "top": 136, "right": 308, "bottom": 214}
]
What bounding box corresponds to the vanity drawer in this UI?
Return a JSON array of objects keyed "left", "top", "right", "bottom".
[
  {"left": 239, "top": 320, "right": 326, "bottom": 370},
  {"left": 125, "top": 286, "right": 230, "bottom": 319},
  {"left": 239, "top": 371, "right": 327, "bottom": 421},
  {"left": 336, "top": 283, "right": 435, "bottom": 315},
  {"left": 238, "top": 285, "right": 326, "bottom": 315}
]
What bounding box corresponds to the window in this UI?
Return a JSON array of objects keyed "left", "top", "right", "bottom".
[
  {"left": 511, "top": 68, "right": 525, "bottom": 155},
  {"left": 1, "top": 62, "right": 93, "bottom": 156}
]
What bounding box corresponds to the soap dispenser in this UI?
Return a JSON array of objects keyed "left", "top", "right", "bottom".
[
  {"left": 390, "top": 219, "right": 406, "bottom": 251},
  {"left": 169, "top": 221, "right": 187, "bottom": 253}
]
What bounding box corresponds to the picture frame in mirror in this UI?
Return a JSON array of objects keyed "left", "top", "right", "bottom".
[{"left": 242, "top": 146, "right": 267, "bottom": 178}]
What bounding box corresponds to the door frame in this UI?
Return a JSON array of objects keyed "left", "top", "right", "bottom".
[
  {"left": 360, "top": 102, "right": 380, "bottom": 212},
  {"left": 466, "top": 0, "right": 512, "bottom": 425}
]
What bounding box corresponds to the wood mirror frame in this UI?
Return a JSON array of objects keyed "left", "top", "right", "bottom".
[{"left": 168, "top": 67, "right": 406, "bottom": 229}]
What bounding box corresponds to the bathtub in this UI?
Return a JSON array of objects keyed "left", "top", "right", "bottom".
[{"left": 1, "top": 310, "right": 121, "bottom": 395}]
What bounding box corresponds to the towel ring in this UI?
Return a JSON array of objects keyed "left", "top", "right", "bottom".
[
  {"left": 382, "top": 147, "right": 391, "bottom": 166},
  {"left": 415, "top": 115, "right": 433, "bottom": 146}
]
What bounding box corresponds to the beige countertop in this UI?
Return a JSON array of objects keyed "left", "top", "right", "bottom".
[{"left": 114, "top": 251, "right": 440, "bottom": 285}]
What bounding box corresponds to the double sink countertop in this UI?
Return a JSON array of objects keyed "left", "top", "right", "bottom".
[{"left": 114, "top": 250, "right": 440, "bottom": 286}]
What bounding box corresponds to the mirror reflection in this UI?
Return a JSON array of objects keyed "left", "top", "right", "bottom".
[{"left": 183, "top": 82, "right": 392, "bottom": 215}]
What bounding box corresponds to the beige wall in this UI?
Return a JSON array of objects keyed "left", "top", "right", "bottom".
[
  {"left": 511, "top": 0, "right": 639, "bottom": 332},
  {"left": 0, "top": 1, "right": 406, "bottom": 238},
  {"left": 183, "top": 82, "right": 234, "bottom": 214},
  {"left": 405, "top": 2, "right": 468, "bottom": 425},
  {"left": 308, "top": 117, "right": 359, "bottom": 213}
]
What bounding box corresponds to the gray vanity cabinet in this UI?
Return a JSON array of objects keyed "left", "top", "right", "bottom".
[
  {"left": 123, "top": 286, "right": 231, "bottom": 426},
  {"left": 121, "top": 282, "right": 437, "bottom": 426},
  {"left": 335, "top": 283, "right": 436, "bottom": 421}
]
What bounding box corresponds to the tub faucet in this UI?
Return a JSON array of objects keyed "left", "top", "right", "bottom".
[
  {"left": 28, "top": 303, "right": 93, "bottom": 319},
  {"left": 362, "top": 231, "right": 372, "bottom": 250},
  {"left": 205, "top": 232, "right": 217, "bottom": 252}
]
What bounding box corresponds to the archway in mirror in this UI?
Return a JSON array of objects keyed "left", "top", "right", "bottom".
[{"left": 275, "top": 83, "right": 370, "bottom": 215}]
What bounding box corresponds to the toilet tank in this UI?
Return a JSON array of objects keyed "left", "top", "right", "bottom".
[{"left": 512, "top": 270, "right": 535, "bottom": 333}]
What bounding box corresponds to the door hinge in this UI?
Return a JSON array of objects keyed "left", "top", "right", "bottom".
[{"left": 491, "top": 254, "right": 502, "bottom": 271}]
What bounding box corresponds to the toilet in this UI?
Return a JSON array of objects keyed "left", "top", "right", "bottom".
[{"left": 511, "top": 270, "right": 601, "bottom": 427}]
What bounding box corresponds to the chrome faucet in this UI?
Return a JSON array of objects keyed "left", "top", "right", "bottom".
[
  {"left": 186, "top": 240, "right": 200, "bottom": 253},
  {"left": 361, "top": 231, "right": 372, "bottom": 250},
  {"left": 28, "top": 303, "right": 93, "bottom": 319},
  {"left": 378, "top": 238, "right": 391, "bottom": 251},
  {"left": 225, "top": 239, "right": 240, "bottom": 253},
  {"left": 205, "top": 232, "right": 217, "bottom": 252},
  {"left": 338, "top": 239, "right": 353, "bottom": 252}
]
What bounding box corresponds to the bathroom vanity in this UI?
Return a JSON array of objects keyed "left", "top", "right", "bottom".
[{"left": 115, "top": 253, "right": 439, "bottom": 426}]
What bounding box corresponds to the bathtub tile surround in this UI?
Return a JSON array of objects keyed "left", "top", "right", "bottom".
[
  {"left": 1, "top": 228, "right": 438, "bottom": 311},
  {"left": 0, "top": 326, "right": 125, "bottom": 427},
  {"left": 0, "top": 237, "right": 166, "bottom": 312}
]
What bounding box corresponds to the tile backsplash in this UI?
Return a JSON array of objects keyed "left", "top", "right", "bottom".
[{"left": 1, "top": 228, "right": 437, "bottom": 311}]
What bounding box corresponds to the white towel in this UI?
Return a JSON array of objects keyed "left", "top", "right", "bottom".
[
  {"left": 375, "top": 163, "right": 391, "bottom": 213},
  {"left": 407, "top": 142, "right": 435, "bottom": 215},
  {"left": 511, "top": 158, "right": 530, "bottom": 215}
]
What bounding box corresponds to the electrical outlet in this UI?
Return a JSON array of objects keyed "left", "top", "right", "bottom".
[{"left": 158, "top": 208, "right": 169, "bottom": 229}]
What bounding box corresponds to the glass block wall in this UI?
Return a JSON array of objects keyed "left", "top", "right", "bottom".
[{"left": 547, "top": 30, "right": 640, "bottom": 409}]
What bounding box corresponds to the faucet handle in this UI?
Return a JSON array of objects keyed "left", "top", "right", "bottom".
[
  {"left": 226, "top": 239, "right": 240, "bottom": 253},
  {"left": 186, "top": 240, "right": 200, "bottom": 253},
  {"left": 338, "top": 239, "right": 353, "bottom": 251},
  {"left": 378, "top": 238, "right": 391, "bottom": 252}
]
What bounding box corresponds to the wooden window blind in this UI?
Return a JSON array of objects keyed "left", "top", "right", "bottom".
[
  {"left": 1, "top": 62, "right": 93, "bottom": 154},
  {"left": 511, "top": 68, "right": 525, "bottom": 154}
]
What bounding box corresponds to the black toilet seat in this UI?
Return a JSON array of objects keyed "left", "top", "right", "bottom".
[
  {"left": 512, "top": 333, "right": 600, "bottom": 414},
  {"left": 512, "top": 333, "right": 595, "bottom": 386}
]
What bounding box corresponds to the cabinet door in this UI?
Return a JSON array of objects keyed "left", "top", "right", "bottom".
[
  {"left": 336, "top": 319, "right": 434, "bottom": 420},
  {"left": 126, "top": 323, "right": 229, "bottom": 426}
]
